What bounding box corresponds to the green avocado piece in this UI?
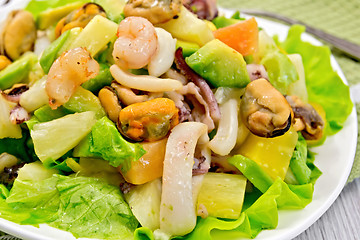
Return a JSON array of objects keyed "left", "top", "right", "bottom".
[
  {"left": 212, "top": 16, "right": 240, "bottom": 29},
  {"left": 0, "top": 53, "right": 38, "bottom": 90},
  {"left": 34, "top": 105, "right": 72, "bottom": 122},
  {"left": 94, "top": 0, "right": 126, "bottom": 23},
  {"left": 81, "top": 63, "right": 113, "bottom": 94},
  {"left": 176, "top": 40, "right": 200, "bottom": 57},
  {"left": 40, "top": 27, "right": 83, "bottom": 74},
  {"left": 40, "top": 29, "right": 71, "bottom": 74},
  {"left": 63, "top": 87, "right": 106, "bottom": 120},
  {"left": 56, "top": 27, "right": 82, "bottom": 57},
  {"left": 36, "top": 2, "right": 84, "bottom": 30},
  {"left": 185, "top": 39, "right": 250, "bottom": 88},
  {"left": 260, "top": 51, "right": 298, "bottom": 94}
]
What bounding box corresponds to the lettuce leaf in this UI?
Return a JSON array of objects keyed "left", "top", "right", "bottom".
[
  {"left": 172, "top": 179, "right": 313, "bottom": 240},
  {"left": 0, "top": 184, "right": 9, "bottom": 199},
  {"left": 53, "top": 175, "right": 138, "bottom": 239},
  {"left": 171, "top": 152, "right": 315, "bottom": 240},
  {"left": 134, "top": 227, "right": 155, "bottom": 240},
  {"left": 289, "top": 133, "right": 312, "bottom": 184},
  {"left": 73, "top": 117, "right": 146, "bottom": 172},
  {"left": 306, "top": 150, "right": 323, "bottom": 184},
  {"left": 279, "top": 25, "right": 353, "bottom": 135},
  {"left": 0, "top": 175, "right": 138, "bottom": 239},
  {"left": 0, "top": 129, "right": 35, "bottom": 163}
]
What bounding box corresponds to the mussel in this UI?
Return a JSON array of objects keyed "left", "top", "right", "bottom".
[
  {"left": 118, "top": 98, "right": 179, "bottom": 142},
  {"left": 0, "top": 55, "right": 11, "bottom": 71},
  {"left": 0, "top": 10, "right": 36, "bottom": 60},
  {"left": 286, "top": 95, "right": 324, "bottom": 140},
  {"left": 240, "top": 78, "right": 292, "bottom": 138},
  {"left": 54, "top": 3, "right": 107, "bottom": 38},
  {"left": 182, "top": 0, "right": 218, "bottom": 20},
  {"left": 98, "top": 86, "right": 122, "bottom": 123},
  {"left": 124, "top": 0, "right": 182, "bottom": 24},
  {"left": 1, "top": 83, "right": 28, "bottom": 103}
]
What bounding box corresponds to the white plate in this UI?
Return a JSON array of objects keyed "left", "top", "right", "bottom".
[{"left": 0, "top": 3, "right": 357, "bottom": 240}]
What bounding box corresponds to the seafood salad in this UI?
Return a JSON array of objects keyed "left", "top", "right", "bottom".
[{"left": 0, "top": 0, "right": 353, "bottom": 240}]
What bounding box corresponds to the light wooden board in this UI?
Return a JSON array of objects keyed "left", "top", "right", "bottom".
[{"left": 295, "top": 178, "right": 360, "bottom": 240}]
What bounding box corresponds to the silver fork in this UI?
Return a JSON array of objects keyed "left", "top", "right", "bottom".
[{"left": 241, "top": 9, "right": 360, "bottom": 61}]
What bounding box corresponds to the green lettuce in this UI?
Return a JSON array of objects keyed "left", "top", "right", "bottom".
[
  {"left": 0, "top": 175, "right": 138, "bottom": 239},
  {"left": 166, "top": 155, "right": 314, "bottom": 240},
  {"left": 171, "top": 178, "right": 313, "bottom": 240},
  {"left": 287, "top": 133, "right": 323, "bottom": 185},
  {"left": 6, "top": 177, "right": 60, "bottom": 224},
  {"left": 0, "top": 184, "right": 9, "bottom": 199},
  {"left": 0, "top": 129, "right": 37, "bottom": 163},
  {"left": 306, "top": 150, "right": 323, "bottom": 184},
  {"left": 53, "top": 175, "right": 138, "bottom": 239},
  {"left": 73, "top": 117, "right": 146, "bottom": 172},
  {"left": 289, "top": 133, "right": 312, "bottom": 184},
  {"left": 134, "top": 227, "right": 155, "bottom": 240},
  {"left": 279, "top": 25, "right": 353, "bottom": 135}
]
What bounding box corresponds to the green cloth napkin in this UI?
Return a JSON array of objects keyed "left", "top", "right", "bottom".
[{"left": 217, "top": 0, "right": 360, "bottom": 183}]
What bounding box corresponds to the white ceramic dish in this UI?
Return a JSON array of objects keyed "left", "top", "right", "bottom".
[{"left": 0, "top": 2, "right": 357, "bottom": 240}]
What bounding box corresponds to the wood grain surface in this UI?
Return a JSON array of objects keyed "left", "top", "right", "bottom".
[{"left": 294, "top": 178, "right": 360, "bottom": 240}]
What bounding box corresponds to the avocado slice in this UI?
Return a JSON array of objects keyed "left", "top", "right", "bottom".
[
  {"left": 56, "top": 27, "right": 82, "bottom": 57},
  {"left": 212, "top": 16, "right": 240, "bottom": 29},
  {"left": 40, "top": 29, "right": 71, "bottom": 74},
  {"left": 36, "top": 2, "right": 84, "bottom": 30},
  {"left": 260, "top": 51, "right": 298, "bottom": 94},
  {"left": 176, "top": 40, "right": 200, "bottom": 57},
  {"left": 0, "top": 53, "right": 38, "bottom": 90},
  {"left": 81, "top": 63, "right": 113, "bottom": 94},
  {"left": 34, "top": 105, "right": 72, "bottom": 122},
  {"left": 94, "top": 0, "right": 125, "bottom": 23},
  {"left": 185, "top": 39, "right": 250, "bottom": 88},
  {"left": 63, "top": 87, "right": 106, "bottom": 120}
]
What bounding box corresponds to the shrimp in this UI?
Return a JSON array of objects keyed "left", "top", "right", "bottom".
[
  {"left": 112, "top": 16, "right": 158, "bottom": 70},
  {"left": 45, "top": 47, "right": 99, "bottom": 109}
]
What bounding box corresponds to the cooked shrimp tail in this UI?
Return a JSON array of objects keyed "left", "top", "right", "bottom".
[
  {"left": 45, "top": 47, "right": 99, "bottom": 109},
  {"left": 112, "top": 16, "right": 158, "bottom": 69}
]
